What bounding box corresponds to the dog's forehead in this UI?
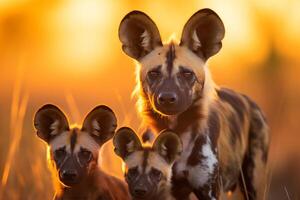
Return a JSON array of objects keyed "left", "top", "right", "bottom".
[
  {"left": 49, "top": 131, "right": 70, "bottom": 151},
  {"left": 140, "top": 46, "right": 169, "bottom": 68},
  {"left": 125, "top": 150, "right": 170, "bottom": 175},
  {"left": 125, "top": 151, "right": 144, "bottom": 168},
  {"left": 147, "top": 152, "right": 169, "bottom": 168},
  {"left": 74, "top": 131, "right": 100, "bottom": 154},
  {"left": 49, "top": 128, "right": 99, "bottom": 153},
  {"left": 174, "top": 46, "right": 205, "bottom": 68},
  {"left": 140, "top": 43, "right": 205, "bottom": 74}
]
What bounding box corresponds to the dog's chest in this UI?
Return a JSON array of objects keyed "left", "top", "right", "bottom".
[
  {"left": 173, "top": 129, "right": 218, "bottom": 188},
  {"left": 173, "top": 131, "right": 194, "bottom": 177}
]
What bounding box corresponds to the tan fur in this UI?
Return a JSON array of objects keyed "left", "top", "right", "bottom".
[
  {"left": 124, "top": 150, "right": 172, "bottom": 186},
  {"left": 48, "top": 126, "right": 130, "bottom": 200},
  {"left": 137, "top": 41, "right": 216, "bottom": 128},
  {"left": 134, "top": 41, "right": 269, "bottom": 199},
  {"left": 119, "top": 10, "right": 269, "bottom": 199}
]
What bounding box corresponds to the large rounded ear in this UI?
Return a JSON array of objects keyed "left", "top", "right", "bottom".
[
  {"left": 34, "top": 104, "right": 69, "bottom": 143},
  {"left": 119, "top": 10, "right": 162, "bottom": 60},
  {"left": 82, "top": 105, "right": 117, "bottom": 145},
  {"left": 153, "top": 130, "right": 182, "bottom": 164},
  {"left": 113, "top": 127, "right": 142, "bottom": 160},
  {"left": 180, "top": 8, "right": 225, "bottom": 60}
]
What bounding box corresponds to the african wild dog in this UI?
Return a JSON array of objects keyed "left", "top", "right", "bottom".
[
  {"left": 113, "top": 127, "right": 183, "bottom": 200},
  {"left": 34, "top": 104, "right": 130, "bottom": 200},
  {"left": 118, "top": 9, "right": 270, "bottom": 200}
]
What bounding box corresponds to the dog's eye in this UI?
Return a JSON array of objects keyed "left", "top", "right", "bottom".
[
  {"left": 150, "top": 168, "right": 162, "bottom": 182},
  {"left": 78, "top": 148, "right": 92, "bottom": 165},
  {"left": 179, "top": 68, "right": 196, "bottom": 84},
  {"left": 147, "top": 70, "right": 161, "bottom": 81},
  {"left": 181, "top": 70, "right": 194, "bottom": 79},
  {"left": 54, "top": 147, "right": 66, "bottom": 161},
  {"left": 126, "top": 167, "right": 139, "bottom": 181}
]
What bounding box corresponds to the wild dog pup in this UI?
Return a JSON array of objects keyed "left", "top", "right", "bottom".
[
  {"left": 118, "top": 9, "right": 270, "bottom": 200},
  {"left": 113, "top": 127, "right": 182, "bottom": 200},
  {"left": 34, "top": 104, "right": 130, "bottom": 200}
]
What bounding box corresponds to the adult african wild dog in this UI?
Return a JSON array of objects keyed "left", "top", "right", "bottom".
[
  {"left": 34, "top": 104, "right": 130, "bottom": 200},
  {"left": 118, "top": 9, "right": 269, "bottom": 200},
  {"left": 113, "top": 127, "right": 183, "bottom": 200}
]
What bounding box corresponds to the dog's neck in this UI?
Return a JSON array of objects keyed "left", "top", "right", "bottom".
[
  {"left": 156, "top": 186, "right": 175, "bottom": 200},
  {"left": 131, "top": 184, "right": 174, "bottom": 200},
  {"left": 140, "top": 89, "right": 216, "bottom": 136}
]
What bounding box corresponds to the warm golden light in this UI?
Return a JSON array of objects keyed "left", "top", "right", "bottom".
[
  {"left": 132, "top": 61, "right": 144, "bottom": 115},
  {"left": 46, "top": 0, "right": 117, "bottom": 71},
  {"left": 1, "top": 73, "right": 29, "bottom": 188},
  {"left": 164, "top": 32, "right": 180, "bottom": 44},
  {"left": 0, "top": 0, "right": 300, "bottom": 199},
  {"left": 121, "top": 161, "right": 126, "bottom": 174},
  {"left": 227, "top": 191, "right": 232, "bottom": 197},
  {"left": 69, "top": 123, "right": 81, "bottom": 130},
  {"left": 65, "top": 92, "right": 81, "bottom": 123}
]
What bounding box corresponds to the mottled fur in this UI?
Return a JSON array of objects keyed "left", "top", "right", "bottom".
[
  {"left": 113, "top": 128, "right": 183, "bottom": 200},
  {"left": 34, "top": 104, "right": 130, "bottom": 200},
  {"left": 119, "top": 9, "right": 269, "bottom": 200}
]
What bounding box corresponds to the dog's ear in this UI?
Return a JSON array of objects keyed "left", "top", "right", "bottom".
[
  {"left": 113, "top": 127, "right": 142, "bottom": 160},
  {"left": 180, "top": 8, "right": 225, "bottom": 60},
  {"left": 119, "top": 11, "right": 162, "bottom": 61},
  {"left": 82, "top": 105, "right": 117, "bottom": 145},
  {"left": 153, "top": 130, "right": 182, "bottom": 164},
  {"left": 34, "top": 104, "right": 69, "bottom": 143}
]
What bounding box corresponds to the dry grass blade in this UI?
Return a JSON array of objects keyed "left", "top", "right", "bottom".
[
  {"left": 240, "top": 166, "right": 250, "bottom": 200},
  {"left": 0, "top": 64, "right": 30, "bottom": 199},
  {"left": 284, "top": 186, "right": 291, "bottom": 200},
  {"left": 65, "top": 92, "right": 81, "bottom": 123},
  {"left": 115, "top": 90, "right": 132, "bottom": 125},
  {"left": 1, "top": 93, "right": 29, "bottom": 185}
]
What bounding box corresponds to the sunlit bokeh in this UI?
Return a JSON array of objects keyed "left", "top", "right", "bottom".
[{"left": 0, "top": 0, "right": 300, "bottom": 199}]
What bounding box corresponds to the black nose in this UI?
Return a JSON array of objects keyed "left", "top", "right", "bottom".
[
  {"left": 158, "top": 92, "right": 178, "bottom": 105},
  {"left": 61, "top": 170, "right": 78, "bottom": 182},
  {"left": 134, "top": 188, "right": 147, "bottom": 197}
]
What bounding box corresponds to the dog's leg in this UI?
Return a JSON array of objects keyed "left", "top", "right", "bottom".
[{"left": 240, "top": 105, "right": 269, "bottom": 200}]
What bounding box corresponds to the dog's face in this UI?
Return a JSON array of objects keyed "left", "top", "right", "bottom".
[
  {"left": 113, "top": 128, "right": 182, "bottom": 199},
  {"left": 119, "top": 9, "right": 225, "bottom": 116},
  {"left": 34, "top": 104, "right": 117, "bottom": 187}
]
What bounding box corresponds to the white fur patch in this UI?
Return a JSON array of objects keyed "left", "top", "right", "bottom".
[
  {"left": 92, "top": 119, "right": 101, "bottom": 136},
  {"left": 208, "top": 190, "right": 216, "bottom": 200},
  {"left": 161, "top": 143, "right": 168, "bottom": 156},
  {"left": 188, "top": 135, "right": 218, "bottom": 188},
  {"left": 202, "top": 138, "right": 218, "bottom": 172},
  {"left": 141, "top": 30, "right": 150, "bottom": 49},
  {"left": 50, "top": 120, "right": 60, "bottom": 135},
  {"left": 192, "top": 30, "right": 201, "bottom": 50},
  {"left": 126, "top": 140, "right": 136, "bottom": 154}
]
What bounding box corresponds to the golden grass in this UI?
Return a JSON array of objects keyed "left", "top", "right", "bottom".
[{"left": 0, "top": 66, "right": 32, "bottom": 199}]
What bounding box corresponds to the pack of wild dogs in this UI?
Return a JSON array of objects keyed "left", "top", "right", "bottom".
[{"left": 33, "top": 9, "right": 270, "bottom": 200}]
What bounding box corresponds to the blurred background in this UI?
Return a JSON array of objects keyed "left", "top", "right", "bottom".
[{"left": 0, "top": 0, "right": 299, "bottom": 199}]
